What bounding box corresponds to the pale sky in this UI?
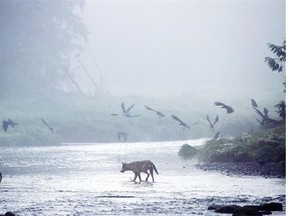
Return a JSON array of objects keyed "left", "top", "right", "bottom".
[{"left": 77, "top": 0, "right": 285, "bottom": 100}]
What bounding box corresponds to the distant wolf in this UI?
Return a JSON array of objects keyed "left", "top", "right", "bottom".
[{"left": 120, "top": 160, "right": 159, "bottom": 182}]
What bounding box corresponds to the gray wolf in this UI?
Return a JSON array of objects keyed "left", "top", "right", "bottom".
[{"left": 120, "top": 160, "right": 159, "bottom": 182}]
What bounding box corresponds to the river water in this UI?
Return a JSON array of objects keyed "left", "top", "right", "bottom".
[{"left": 0, "top": 139, "right": 285, "bottom": 215}]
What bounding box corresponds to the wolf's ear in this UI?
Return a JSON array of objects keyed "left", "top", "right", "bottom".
[{"left": 121, "top": 162, "right": 124, "bottom": 165}]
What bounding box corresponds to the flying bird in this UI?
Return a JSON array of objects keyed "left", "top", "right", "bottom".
[
  {"left": 171, "top": 115, "right": 190, "bottom": 129},
  {"left": 41, "top": 118, "right": 56, "bottom": 132},
  {"left": 121, "top": 102, "right": 134, "bottom": 114},
  {"left": 110, "top": 113, "right": 119, "bottom": 116},
  {"left": 251, "top": 99, "right": 258, "bottom": 108},
  {"left": 214, "top": 102, "right": 234, "bottom": 113},
  {"left": 145, "top": 105, "right": 165, "bottom": 117},
  {"left": 117, "top": 131, "right": 128, "bottom": 141},
  {"left": 2, "top": 119, "right": 18, "bottom": 132},
  {"left": 123, "top": 113, "right": 141, "bottom": 118},
  {"left": 111, "top": 102, "right": 140, "bottom": 118},
  {"left": 207, "top": 115, "right": 219, "bottom": 131}
]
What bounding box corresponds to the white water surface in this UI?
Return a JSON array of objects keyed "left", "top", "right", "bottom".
[{"left": 0, "top": 139, "right": 285, "bottom": 215}]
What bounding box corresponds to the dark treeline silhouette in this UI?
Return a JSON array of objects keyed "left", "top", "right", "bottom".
[{"left": 0, "top": 0, "right": 88, "bottom": 98}]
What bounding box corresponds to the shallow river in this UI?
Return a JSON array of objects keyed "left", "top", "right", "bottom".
[{"left": 0, "top": 139, "right": 285, "bottom": 215}]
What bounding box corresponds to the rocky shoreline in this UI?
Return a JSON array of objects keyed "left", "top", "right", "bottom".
[
  {"left": 196, "top": 162, "right": 286, "bottom": 215},
  {"left": 195, "top": 162, "right": 285, "bottom": 178},
  {"left": 208, "top": 202, "right": 284, "bottom": 216}
]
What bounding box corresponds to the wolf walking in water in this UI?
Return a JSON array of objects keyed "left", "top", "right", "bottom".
[{"left": 120, "top": 160, "right": 159, "bottom": 182}]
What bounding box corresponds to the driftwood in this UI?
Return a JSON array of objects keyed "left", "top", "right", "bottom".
[
  {"left": 253, "top": 107, "right": 280, "bottom": 126},
  {"left": 93, "top": 56, "right": 104, "bottom": 96},
  {"left": 76, "top": 56, "right": 100, "bottom": 96}
]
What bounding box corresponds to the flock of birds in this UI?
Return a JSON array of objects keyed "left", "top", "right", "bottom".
[
  {"left": 2, "top": 99, "right": 263, "bottom": 142},
  {"left": 109, "top": 101, "right": 240, "bottom": 141}
]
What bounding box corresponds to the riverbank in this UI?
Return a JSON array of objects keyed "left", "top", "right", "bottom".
[
  {"left": 179, "top": 124, "right": 286, "bottom": 178},
  {"left": 195, "top": 162, "right": 285, "bottom": 178}
]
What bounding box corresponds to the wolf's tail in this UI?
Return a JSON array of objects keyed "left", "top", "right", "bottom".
[{"left": 152, "top": 163, "right": 159, "bottom": 175}]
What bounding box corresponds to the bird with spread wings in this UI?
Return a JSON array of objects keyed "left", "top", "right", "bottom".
[
  {"left": 111, "top": 102, "right": 140, "bottom": 118},
  {"left": 41, "top": 118, "right": 56, "bottom": 132},
  {"left": 145, "top": 105, "right": 165, "bottom": 117},
  {"left": 171, "top": 114, "right": 190, "bottom": 129},
  {"left": 214, "top": 102, "right": 234, "bottom": 114},
  {"left": 2, "top": 119, "right": 18, "bottom": 132},
  {"left": 207, "top": 115, "right": 219, "bottom": 131},
  {"left": 121, "top": 102, "right": 134, "bottom": 114}
]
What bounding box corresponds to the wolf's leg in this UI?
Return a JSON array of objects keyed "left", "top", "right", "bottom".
[
  {"left": 138, "top": 173, "right": 142, "bottom": 182},
  {"left": 150, "top": 168, "right": 155, "bottom": 181},
  {"left": 144, "top": 171, "right": 150, "bottom": 181},
  {"left": 133, "top": 172, "right": 137, "bottom": 182}
]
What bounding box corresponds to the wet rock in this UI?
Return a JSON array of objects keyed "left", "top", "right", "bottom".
[
  {"left": 207, "top": 204, "right": 223, "bottom": 210},
  {"left": 242, "top": 205, "right": 260, "bottom": 210},
  {"left": 275, "top": 152, "right": 285, "bottom": 163},
  {"left": 214, "top": 205, "right": 241, "bottom": 213},
  {"left": 178, "top": 144, "right": 197, "bottom": 160},
  {"left": 232, "top": 207, "right": 264, "bottom": 216},
  {"left": 260, "top": 202, "right": 283, "bottom": 211},
  {"left": 255, "top": 146, "right": 275, "bottom": 163},
  {"left": 0, "top": 212, "right": 16, "bottom": 216},
  {"left": 208, "top": 203, "right": 283, "bottom": 215},
  {"left": 233, "top": 152, "right": 254, "bottom": 162}
]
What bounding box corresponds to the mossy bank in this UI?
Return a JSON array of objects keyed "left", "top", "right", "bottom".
[{"left": 179, "top": 124, "right": 285, "bottom": 177}]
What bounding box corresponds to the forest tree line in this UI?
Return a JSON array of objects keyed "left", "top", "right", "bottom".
[{"left": 0, "top": 0, "right": 88, "bottom": 98}]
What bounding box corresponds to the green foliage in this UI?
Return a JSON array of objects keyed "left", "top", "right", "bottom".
[
  {"left": 275, "top": 100, "right": 286, "bottom": 120},
  {"left": 178, "top": 144, "right": 198, "bottom": 160},
  {"left": 196, "top": 125, "right": 285, "bottom": 163},
  {"left": 265, "top": 40, "right": 286, "bottom": 72},
  {"left": 0, "top": 0, "right": 88, "bottom": 98},
  {"left": 197, "top": 138, "right": 236, "bottom": 162},
  {"left": 265, "top": 40, "right": 286, "bottom": 120}
]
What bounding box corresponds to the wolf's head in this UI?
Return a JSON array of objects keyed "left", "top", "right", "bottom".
[{"left": 120, "top": 162, "right": 128, "bottom": 173}]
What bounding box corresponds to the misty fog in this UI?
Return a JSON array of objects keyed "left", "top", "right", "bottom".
[
  {"left": 0, "top": 0, "right": 285, "bottom": 144},
  {"left": 78, "top": 0, "right": 285, "bottom": 101}
]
